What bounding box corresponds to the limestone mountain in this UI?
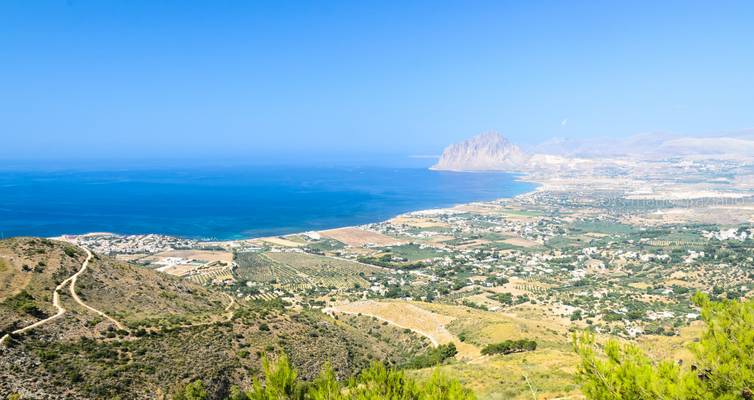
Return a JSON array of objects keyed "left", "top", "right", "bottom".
[{"left": 432, "top": 132, "right": 529, "bottom": 171}]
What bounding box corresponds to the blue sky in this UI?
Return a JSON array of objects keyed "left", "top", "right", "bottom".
[{"left": 1, "top": 1, "right": 753, "bottom": 163}]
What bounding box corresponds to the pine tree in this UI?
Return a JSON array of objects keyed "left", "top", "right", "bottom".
[
  {"left": 574, "top": 293, "right": 754, "bottom": 399},
  {"left": 229, "top": 352, "right": 475, "bottom": 400}
]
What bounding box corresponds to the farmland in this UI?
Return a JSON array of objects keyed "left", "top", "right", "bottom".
[
  {"left": 233, "top": 251, "right": 387, "bottom": 301},
  {"left": 41, "top": 156, "right": 754, "bottom": 399}
]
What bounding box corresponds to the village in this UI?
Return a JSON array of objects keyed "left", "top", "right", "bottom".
[{"left": 63, "top": 157, "right": 754, "bottom": 340}]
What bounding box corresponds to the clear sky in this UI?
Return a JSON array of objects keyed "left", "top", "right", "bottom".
[{"left": 2, "top": 1, "right": 753, "bottom": 164}]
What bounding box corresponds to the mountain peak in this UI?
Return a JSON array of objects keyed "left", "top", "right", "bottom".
[{"left": 431, "top": 132, "right": 528, "bottom": 171}]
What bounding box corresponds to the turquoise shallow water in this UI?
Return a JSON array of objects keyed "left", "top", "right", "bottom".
[{"left": 0, "top": 166, "right": 534, "bottom": 240}]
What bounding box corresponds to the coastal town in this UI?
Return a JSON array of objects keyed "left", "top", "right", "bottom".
[
  {"left": 4, "top": 1, "right": 754, "bottom": 397},
  {"left": 7, "top": 132, "right": 751, "bottom": 399},
  {"left": 61, "top": 156, "right": 754, "bottom": 341}
]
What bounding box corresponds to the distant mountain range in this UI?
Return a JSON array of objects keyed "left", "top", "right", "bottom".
[
  {"left": 432, "top": 130, "right": 754, "bottom": 172},
  {"left": 529, "top": 130, "right": 754, "bottom": 159}
]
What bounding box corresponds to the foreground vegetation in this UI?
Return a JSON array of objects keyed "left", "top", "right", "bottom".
[
  {"left": 575, "top": 293, "right": 754, "bottom": 399},
  {"left": 175, "top": 354, "right": 475, "bottom": 400}
]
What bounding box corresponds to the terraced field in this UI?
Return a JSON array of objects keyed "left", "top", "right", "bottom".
[
  {"left": 185, "top": 267, "right": 234, "bottom": 285},
  {"left": 234, "top": 251, "right": 384, "bottom": 293}
]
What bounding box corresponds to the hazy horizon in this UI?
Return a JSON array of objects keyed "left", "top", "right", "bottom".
[{"left": 2, "top": 1, "right": 754, "bottom": 162}]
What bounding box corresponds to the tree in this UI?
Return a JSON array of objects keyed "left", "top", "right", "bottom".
[
  {"left": 420, "top": 369, "right": 475, "bottom": 400},
  {"left": 405, "top": 343, "right": 459, "bottom": 369},
  {"left": 227, "top": 386, "right": 248, "bottom": 400},
  {"left": 173, "top": 380, "right": 208, "bottom": 400},
  {"left": 490, "top": 292, "right": 513, "bottom": 305},
  {"left": 236, "top": 352, "right": 475, "bottom": 400},
  {"left": 307, "top": 363, "right": 342, "bottom": 400},
  {"left": 245, "top": 354, "right": 298, "bottom": 400},
  {"left": 480, "top": 339, "right": 537, "bottom": 356},
  {"left": 574, "top": 293, "right": 754, "bottom": 399}
]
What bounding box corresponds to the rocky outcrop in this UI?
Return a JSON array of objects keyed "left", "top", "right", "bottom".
[{"left": 431, "top": 132, "right": 528, "bottom": 171}]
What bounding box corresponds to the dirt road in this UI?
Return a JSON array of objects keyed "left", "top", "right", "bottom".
[
  {"left": 68, "top": 248, "right": 126, "bottom": 330},
  {"left": 1, "top": 246, "right": 126, "bottom": 346},
  {"left": 1, "top": 248, "right": 92, "bottom": 345}
]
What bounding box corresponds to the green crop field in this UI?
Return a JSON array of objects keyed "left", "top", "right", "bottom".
[
  {"left": 571, "top": 221, "right": 638, "bottom": 234},
  {"left": 381, "top": 243, "right": 446, "bottom": 261},
  {"left": 235, "top": 251, "right": 384, "bottom": 292}
]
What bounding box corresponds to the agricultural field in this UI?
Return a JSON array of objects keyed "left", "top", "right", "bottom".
[
  {"left": 184, "top": 266, "right": 234, "bottom": 285},
  {"left": 320, "top": 227, "right": 403, "bottom": 247},
  {"left": 38, "top": 157, "right": 754, "bottom": 399},
  {"left": 375, "top": 243, "right": 447, "bottom": 262},
  {"left": 233, "top": 251, "right": 387, "bottom": 302}
]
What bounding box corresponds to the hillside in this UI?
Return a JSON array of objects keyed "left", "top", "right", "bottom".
[
  {"left": 0, "top": 238, "right": 430, "bottom": 399},
  {"left": 0, "top": 238, "right": 87, "bottom": 337}
]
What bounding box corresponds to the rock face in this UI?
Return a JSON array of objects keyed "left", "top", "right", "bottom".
[{"left": 432, "top": 132, "right": 528, "bottom": 171}]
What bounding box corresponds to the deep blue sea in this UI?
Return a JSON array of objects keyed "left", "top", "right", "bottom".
[{"left": 0, "top": 167, "right": 534, "bottom": 240}]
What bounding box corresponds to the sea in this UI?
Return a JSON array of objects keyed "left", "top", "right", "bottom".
[{"left": 0, "top": 166, "right": 535, "bottom": 240}]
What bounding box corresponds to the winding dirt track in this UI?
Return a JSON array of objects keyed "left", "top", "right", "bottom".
[
  {"left": 0, "top": 246, "right": 240, "bottom": 347},
  {"left": 69, "top": 248, "right": 126, "bottom": 330},
  {"left": 0, "top": 247, "right": 125, "bottom": 347}
]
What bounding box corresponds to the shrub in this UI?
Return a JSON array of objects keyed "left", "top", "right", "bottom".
[
  {"left": 63, "top": 246, "right": 78, "bottom": 258},
  {"left": 405, "top": 343, "right": 458, "bottom": 369},
  {"left": 238, "top": 352, "right": 474, "bottom": 400},
  {"left": 245, "top": 354, "right": 298, "bottom": 399},
  {"left": 480, "top": 339, "right": 537, "bottom": 356},
  {"left": 173, "top": 380, "right": 208, "bottom": 400},
  {"left": 3, "top": 290, "right": 46, "bottom": 318},
  {"left": 490, "top": 292, "right": 513, "bottom": 305},
  {"left": 574, "top": 293, "right": 754, "bottom": 399}
]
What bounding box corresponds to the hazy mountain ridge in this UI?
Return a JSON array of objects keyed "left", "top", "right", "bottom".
[
  {"left": 529, "top": 130, "right": 754, "bottom": 160},
  {"left": 433, "top": 130, "right": 754, "bottom": 173}
]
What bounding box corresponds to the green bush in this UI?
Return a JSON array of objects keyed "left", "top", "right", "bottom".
[
  {"left": 3, "top": 290, "right": 46, "bottom": 318},
  {"left": 63, "top": 246, "right": 78, "bottom": 258},
  {"left": 574, "top": 293, "right": 754, "bottom": 399},
  {"left": 489, "top": 292, "right": 513, "bottom": 305},
  {"left": 245, "top": 354, "right": 299, "bottom": 399},
  {"left": 174, "top": 380, "right": 208, "bottom": 400},
  {"left": 236, "top": 352, "right": 474, "bottom": 400},
  {"left": 405, "top": 343, "right": 458, "bottom": 369},
  {"left": 480, "top": 339, "right": 537, "bottom": 356}
]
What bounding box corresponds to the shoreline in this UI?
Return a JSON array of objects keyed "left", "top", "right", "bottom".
[{"left": 44, "top": 172, "right": 542, "bottom": 244}]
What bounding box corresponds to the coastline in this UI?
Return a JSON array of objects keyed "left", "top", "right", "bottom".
[
  {"left": 49, "top": 172, "right": 542, "bottom": 244},
  {"left": 3, "top": 166, "right": 534, "bottom": 241},
  {"left": 247, "top": 172, "right": 542, "bottom": 244}
]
